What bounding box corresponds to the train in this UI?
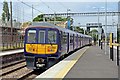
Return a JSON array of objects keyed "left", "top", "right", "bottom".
[{"left": 24, "top": 22, "right": 92, "bottom": 69}]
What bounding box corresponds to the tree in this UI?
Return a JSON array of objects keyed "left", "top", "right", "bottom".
[
  {"left": 2, "top": 12, "right": 5, "bottom": 22},
  {"left": 2, "top": 1, "right": 10, "bottom": 22},
  {"left": 89, "top": 29, "right": 98, "bottom": 40},
  {"left": 33, "top": 14, "right": 74, "bottom": 29},
  {"left": 74, "top": 26, "right": 84, "bottom": 34},
  {"left": 70, "top": 26, "right": 73, "bottom": 30},
  {"left": 33, "top": 14, "right": 46, "bottom": 22},
  {"left": 33, "top": 14, "right": 68, "bottom": 22},
  {"left": 21, "top": 21, "right": 31, "bottom": 29}
]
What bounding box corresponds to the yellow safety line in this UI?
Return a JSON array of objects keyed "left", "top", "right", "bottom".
[{"left": 54, "top": 47, "right": 89, "bottom": 78}]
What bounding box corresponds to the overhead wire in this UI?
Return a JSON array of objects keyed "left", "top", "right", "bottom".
[
  {"left": 57, "top": 1, "right": 68, "bottom": 10},
  {"left": 39, "top": 0, "right": 56, "bottom": 13},
  {"left": 17, "top": 0, "right": 43, "bottom": 13}
]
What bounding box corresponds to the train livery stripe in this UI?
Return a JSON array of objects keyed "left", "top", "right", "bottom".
[{"left": 26, "top": 44, "right": 58, "bottom": 54}]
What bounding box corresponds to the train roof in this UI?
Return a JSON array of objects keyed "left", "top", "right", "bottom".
[{"left": 29, "top": 22, "right": 91, "bottom": 38}]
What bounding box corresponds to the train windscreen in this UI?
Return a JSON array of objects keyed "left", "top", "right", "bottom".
[
  {"left": 27, "top": 30, "right": 36, "bottom": 43},
  {"left": 48, "top": 30, "right": 57, "bottom": 43}
]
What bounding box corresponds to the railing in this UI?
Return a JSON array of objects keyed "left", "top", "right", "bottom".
[
  {"left": 109, "top": 33, "right": 119, "bottom": 66},
  {"left": 1, "top": 31, "right": 24, "bottom": 51}
]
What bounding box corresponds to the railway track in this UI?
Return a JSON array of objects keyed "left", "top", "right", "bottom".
[
  {"left": 0, "top": 50, "right": 44, "bottom": 80},
  {"left": 1, "top": 59, "right": 25, "bottom": 69},
  {"left": 1, "top": 46, "right": 88, "bottom": 80},
  {"left": 1, "top": 53, "right": 24, "bottom": 65},
  {"left": 1, "top": 59, "right": 44, "bottom": 80},
  {"left": 1, "top": 61, "right": 35, "bottom": 80}
]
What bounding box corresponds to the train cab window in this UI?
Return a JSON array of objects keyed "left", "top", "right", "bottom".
[
  {"left": 48, "top": 30, "right": 57, "bottom": 43},
  {"left": 38, "top": 31, "right": 45, "bottom": 43},
  {"left": 27, "top": 30, "right": 36, "bottom": 43}
]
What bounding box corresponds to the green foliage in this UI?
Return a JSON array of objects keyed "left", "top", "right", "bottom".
[
  {"left": 89, "top": 29, "right": 98, "bottom": 40},
  {"left": 33, "top": 14, "right": 74, "bottom": 29},
  {"left": 33, "top": 14, "right": 68, "bottom": 22},
  {"left": 74, "top": 26, "right": 84, "bottom": 34},
  {"left": 21, "top": 21, "right": 31, "bottom": 28},
  {"left": 70, "top": 18, "right": 73, "bottom": 25},
  {"left": 54, "top": 17, "right": 67, "bottom": 21},
  {"left": 33, "top": 14, "right": 45, "bottom": 21},
  {"left": 2, "top": 1, "right": 10, "bottom": 22},
  {"left": 70, "top": 26, "right": 73, "bottom": 30},
  {"left": 2, "top": 12, "right": 5, "bottom": 22},
  {"left": 90, "top": 29, "right": 98, "bottom": 33}
]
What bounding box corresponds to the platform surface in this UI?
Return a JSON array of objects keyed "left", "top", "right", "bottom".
[
  {"left": 35, "top": 46, "right": 118, "bottom": 79},
  {"left": 65, "top": 46, "right": 118, "bottom": 78},
  {"left": 0, "top": 49, "right": 24, "bottom": 56}
]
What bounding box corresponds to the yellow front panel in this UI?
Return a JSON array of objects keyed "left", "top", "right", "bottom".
[
  {"left": 45, "top": 45, "right": 58, "bottom": 54},
  {"left": 26, "top": 44, "right": 37, "bottom": 54},
  {"left": 26, "top": 44, "right": 58, "bottom": 54},
  {"left": 37, "top": 44, "right": 46, "bottom": 54}
]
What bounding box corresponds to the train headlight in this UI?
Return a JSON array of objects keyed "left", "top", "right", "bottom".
[{"left": 37, "top": 58, "right": 44, "bottom": 63}]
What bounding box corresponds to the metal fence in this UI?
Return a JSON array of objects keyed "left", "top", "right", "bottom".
[{"left": 1, "top": 31, "right": 24, "bottom": 51}]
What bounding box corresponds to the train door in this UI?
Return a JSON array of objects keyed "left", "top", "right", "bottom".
[
  {"left": 37, "top": 30, "right": 46, "bottom": 54},
  {"left": 73, "top": 34, "right": 75, "bottom": 50},
  {"left": 61, "top": 32, "right": 67, "bottom": 55},
  {"left": 76, "top": 34, "right": 78, "bottom": 48},
  {"left": 69, "top": 34, "right": 73, "bottom": 52},
  {"left": 81, "top": 36, "right": 83, "bottom": 47},
  {"left": 67, "top": 33, "right": 69, "bottom": 53},
  {"left": 79, "top": 36, "right": 81, "bottom": 47}
]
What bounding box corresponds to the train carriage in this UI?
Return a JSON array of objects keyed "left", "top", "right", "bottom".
[{"left": 24, "top": 22, "right": 92, "bottom": 69}]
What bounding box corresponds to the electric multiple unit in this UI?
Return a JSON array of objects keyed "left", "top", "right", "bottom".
[{"left": 24, "top": 22, "right": 92, "bottom": 69}]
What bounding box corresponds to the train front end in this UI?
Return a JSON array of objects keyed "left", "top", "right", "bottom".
[{"left": 24, "top": 27, "right": 60, "bottom": 69}]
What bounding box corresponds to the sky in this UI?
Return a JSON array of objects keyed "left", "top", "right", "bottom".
[
  {"left": 0, "top": 0, "right": 120, "bottom": 2},
  {"left": 0, "top": 0, "right": 119, "bottom": 37}
]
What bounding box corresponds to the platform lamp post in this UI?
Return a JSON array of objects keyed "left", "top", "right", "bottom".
[
  {"left": 93, "top": 7, "right": 104, "bottom": 46},
  {"left": 10, "top": 1, "right": 13, "bottom": 44},
  {"left": 32, "top": 4, "right": 34, "bottom": 22},
  {"left": 105, "top": 0, "right": 107, "bottom": 54},
  {"left": 67, "top": 9, "right": 71, "bottom": 29},
  {"left": 117, "top": 1, "right": 120, "bottom": 66}
]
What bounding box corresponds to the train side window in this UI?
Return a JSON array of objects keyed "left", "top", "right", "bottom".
[
  {"left": 48, "top": 30, "right": 57, "bottom": 43},
  {"left": 38, "top": 31, "right": 45, "bottom": 43},
  {"left": 70, "top": 35, "right": 73, "bottom": 44},
  {"left": 60, "top": 31, "right": 62, "bottom": 44},
  {"left": 62, "top": 32, "right": 67, "bottom": 44},
  {"left": 27, "top": 30, "right": 36, "bottom": 43}
]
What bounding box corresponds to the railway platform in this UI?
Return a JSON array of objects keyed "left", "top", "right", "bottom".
[
  {"left": 0, "top": 49, "right": 24, "bottom": 57},
  {"left": 35, "top": 46, "right": 118, "bottom": 79}
]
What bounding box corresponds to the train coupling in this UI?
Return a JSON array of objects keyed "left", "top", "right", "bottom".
[{"left": 36, "top": 64, "right": 45, "bottom": 67}]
